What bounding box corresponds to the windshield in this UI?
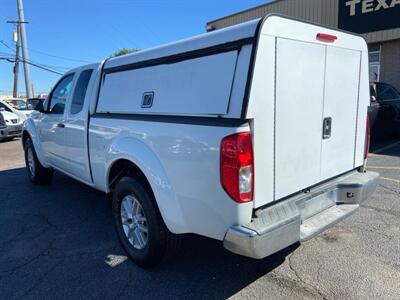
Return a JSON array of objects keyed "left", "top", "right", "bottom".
[{"left": 3, "top": 99, "right": 32, "bottom": 111}]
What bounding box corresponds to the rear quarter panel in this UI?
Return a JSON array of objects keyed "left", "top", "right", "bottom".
[{"left": 89, "top": 118, "right": 253, "bottom": 240}]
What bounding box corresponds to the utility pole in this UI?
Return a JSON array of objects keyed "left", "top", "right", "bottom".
[
  {"left": 7, "top": 21, "right": 22, "bottom": 98},
  {"left": 16, "top": 0, "right": 33, "bottom": 98},
  {"left": 13, "top": 25, "right": 20, "bottom": 98}
]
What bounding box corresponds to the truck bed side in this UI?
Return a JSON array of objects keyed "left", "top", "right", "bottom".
[{"left": 88, "top": 117, "right": 253, "bottom": 239}]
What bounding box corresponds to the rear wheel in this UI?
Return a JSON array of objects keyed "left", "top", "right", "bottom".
[
  {"left": 113, "top": 176, "right": 180, "bottom": 268},
  {"left": 24, "top": 137, "right": 53, "bottom": 184}
]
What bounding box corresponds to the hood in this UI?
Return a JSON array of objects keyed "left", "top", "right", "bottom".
[
  {"left": 1, "top": 111, "right": 20, "bottom": 122},
  {"left": 19, "top": 110, "right": 35, "bottom": 120}
]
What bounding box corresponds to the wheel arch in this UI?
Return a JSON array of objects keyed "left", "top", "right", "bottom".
[
  {"left": 22, "top": 120, "right": 49, "bottom": 167},
  {"left": 22, "top": 130, "right": 30, "bottom": 146},
  {"left": 108, "top": 159, "right": 153, "bottom": 198},
  {"left": 104, "top": 138, "right": 187, "bottom": 234}
]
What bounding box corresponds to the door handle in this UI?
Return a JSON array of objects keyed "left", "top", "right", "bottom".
[
  {"left": 322, "top": 117, "right": 332, "bottom": 139},
  {"left": 57, "top": 123, "right": 65, "bottom": 128}
]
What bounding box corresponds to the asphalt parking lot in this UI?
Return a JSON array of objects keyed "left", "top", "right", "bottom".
[{"left": 0, "top": 138, "right": 399, "bottom": 299}]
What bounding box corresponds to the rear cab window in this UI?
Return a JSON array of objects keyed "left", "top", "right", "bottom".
[{"left": 70, "top": 69, "right": 93, "bottom": 114}]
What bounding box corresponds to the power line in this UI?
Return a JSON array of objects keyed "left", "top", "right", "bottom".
[
  {"left": 0, "top": 56, "right": 63, "bottom": 75},
  {"left": 26, "top": 47, "right": 94, "bottom": 63},
  {"left": 0, "top": 40, "right": 14, "bottom": 51},
  {"left": 24, "top": 59, "right": 63, "bottom": 75},
  {"left": 0, "top": 40, "right": 71, "bottom": 72},
  {"left": 0, "top": 51, "right": 14, "bottom": 56},
  {"left": 2, "top": 38, "right": 94, "bottom": 66}
]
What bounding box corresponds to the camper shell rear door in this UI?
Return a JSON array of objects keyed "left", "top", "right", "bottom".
[{"left": 246, "top": 15, "right": 369, "bottom": 208}]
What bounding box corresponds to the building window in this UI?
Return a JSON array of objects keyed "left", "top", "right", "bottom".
[{"left": 369, "top": 49, "right": 380, "bottom": 82}]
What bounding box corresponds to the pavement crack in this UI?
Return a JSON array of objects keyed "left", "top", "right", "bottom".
[
  {"left": 361, "top": 225, "right": 395, "bottom": 240},
  {"left": 0, "top": 250, "right": 45, "bottom": 275},
  {"left": 378, "top": 184, "right": 400, "bottom": 196},
  {"left": 0, "top": 226, "right": 25, "bottom": 248},
  {"left": 18, "top": 258, "right": 64, "bottom": 298},
  {"left": 287, "top": 253, "right": 329, "bottom": 300},
  {"left": 0, "top": 236, "right": 58, "bottom": 275},
  {"left": 361, "top": 204, "right": 400, "bottom": 218}
]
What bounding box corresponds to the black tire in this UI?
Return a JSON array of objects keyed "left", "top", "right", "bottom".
[
  {"left": 113, "top": 176, "right": 180, "bottom": 268},
  {"left": 24, "top": 137, "right": 53, "bottom": 184}
]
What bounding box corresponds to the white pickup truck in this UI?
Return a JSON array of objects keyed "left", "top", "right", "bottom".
[{"left": 23, "top": 15, "right": 379, "bottom": 267}]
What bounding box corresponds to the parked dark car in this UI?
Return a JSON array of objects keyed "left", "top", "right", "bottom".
[
  {"left": 26, "top": 98, "right": 45, "bottom": 111},
  {"left": 369, "top": 82, "right": 400, "bottom": 139}
]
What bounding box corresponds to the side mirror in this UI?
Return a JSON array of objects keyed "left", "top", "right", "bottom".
[
  {"left": 371, "top": 95, "right": 377, "bottom": 102},
  {"left": 0, "top": 107, "right": 4, "bottom": 112},
  {"left": 34, "top": 101, "right": 45, "bottom": 113}
]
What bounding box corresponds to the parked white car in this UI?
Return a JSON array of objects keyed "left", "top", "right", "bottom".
[
  {"left": 22, "top": 15, "right": 378, "bottom": 267},
  {"left": 0, "top": 99, "right": 35, "bottom": 121},
  {"left": 0, "top": 109, "right": 23, "bottom": 141}
]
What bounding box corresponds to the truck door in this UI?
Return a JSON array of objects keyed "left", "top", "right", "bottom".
[
  {"left": 40, "top": 73, "right": 75, "bottom": 171},
  {"left": 274, "top": 38, "right": 326, "bottom": 200},
  {"left": 63, "top": 68, "right": 94, "bottom": 183},
  {"left": 320, "top": 47, "right": 360, "bottom": 180},
  {"left": 274, "top": 38, "right": 361, "bottom": 200}
]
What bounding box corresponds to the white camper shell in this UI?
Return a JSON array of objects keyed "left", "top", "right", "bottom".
[
  {"left": 98, "top": 15, "right": 372, "bottom": 207},
  {"left": 24, "top": 15, "right": 378, "bottom": 265}
]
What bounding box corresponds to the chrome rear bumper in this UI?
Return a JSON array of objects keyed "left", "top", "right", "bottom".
[{"left": 223, "top": 171, "right": 379, "bottom": 259}]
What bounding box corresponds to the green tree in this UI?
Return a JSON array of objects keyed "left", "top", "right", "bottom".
[{"left": 112, "top": 48, "right": 140, "bottom": 57}]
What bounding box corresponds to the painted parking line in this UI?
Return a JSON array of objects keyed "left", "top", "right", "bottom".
[
  {"left": 380, "top": 176, "right": 400, "bottom": 184},
  {"left": 368, "top": 166, "right": 400, "bottom": 170}
]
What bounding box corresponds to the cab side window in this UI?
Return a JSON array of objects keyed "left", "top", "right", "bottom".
[
  {"left": 48, "top": 74, "right": 74, "bottom": 114},
  {"left": 70, "top": 69, "right": 93, "bottom": 114}
]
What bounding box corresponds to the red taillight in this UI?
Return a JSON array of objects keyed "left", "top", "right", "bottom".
[
  {"left": 220, "top": 132, "right": 254, "bottom": 203},
  {"left": 364, "top": 116, "right": 371, "bottom": 160},
  {"left": 317, "top": 33, "right": 337, "bottom": 42}
]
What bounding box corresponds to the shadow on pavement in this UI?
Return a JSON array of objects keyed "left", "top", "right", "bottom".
[
  {"left": 369, "top": 137, "right": 400, "bottom": 157},
  {"left": 0, "top": 167, "right": 296, "bottom": 299}
]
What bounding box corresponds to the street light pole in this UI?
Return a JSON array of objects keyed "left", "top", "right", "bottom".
[{"left": 16, "top": 0, "right": 33, "bottom": 98}]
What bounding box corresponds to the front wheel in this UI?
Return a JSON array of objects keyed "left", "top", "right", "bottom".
[
  {"left": 113, "top": 176, "right": 180, "bottom": 268},
  {"left": 24, "top": 137, "right": 53, "bottom": 184}
]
